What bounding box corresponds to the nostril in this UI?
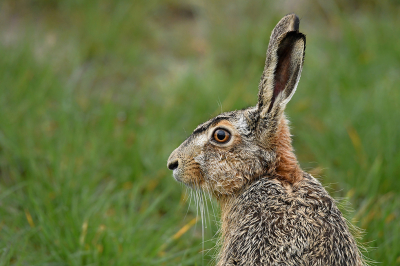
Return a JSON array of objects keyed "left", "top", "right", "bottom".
[{"left": 168, "top": 160, "right": 179, "bottom": 170}]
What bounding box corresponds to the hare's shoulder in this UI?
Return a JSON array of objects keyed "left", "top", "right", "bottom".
[
  {"left": 220, "top": 174, "right": 361, "bottom": 266},
  {"left": 235, "top": 173, "right": 346, "bottom": 229},
  {"left": 238, "top": 172, "right": 335, "bottom": 210}
]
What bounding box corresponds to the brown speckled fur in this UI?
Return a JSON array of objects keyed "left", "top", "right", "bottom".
[
  {"left": 218, "top": 174, "right": 363, "bottom": 266},
  {"left": 167, "top": 14, "right": 365, "bottom": 266}
]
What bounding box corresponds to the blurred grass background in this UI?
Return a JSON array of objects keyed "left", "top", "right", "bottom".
[{"left": 0, "top": 0, "right": 399, "bottom": 265}]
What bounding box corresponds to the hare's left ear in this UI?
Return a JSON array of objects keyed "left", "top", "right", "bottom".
[{"left": 257, "top": 14, "right": 306, "bottom": 120}]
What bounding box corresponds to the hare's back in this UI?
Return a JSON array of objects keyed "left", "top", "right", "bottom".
[{"left": 219, "top": 174, "right": 363, "bottom": 266}]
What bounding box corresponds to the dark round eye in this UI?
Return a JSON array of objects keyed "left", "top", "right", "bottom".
[{"left": 213, "top": 129, "right": 231, "bottom": 143}]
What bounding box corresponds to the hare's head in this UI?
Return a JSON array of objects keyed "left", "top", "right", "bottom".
[{"left": 167, "top": 14, "right": 305, "bottom": 196}]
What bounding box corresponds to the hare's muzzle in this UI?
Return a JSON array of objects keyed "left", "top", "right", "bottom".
[
  {"left": 167, "top": 159, "right": 179, "bottom": 170},
  {"left": 167, "top": 148, "right": 180, "bottom": 170},
  {"left": 167, "top": 149, "right": 183, "bottom": 182}
]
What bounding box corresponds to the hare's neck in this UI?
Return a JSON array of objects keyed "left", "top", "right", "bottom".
[
  {"left": 218, "top": 117, "right": 301, "bottom": 238},
  {"left": 219, "top": 196, "right": 236, "bottom": 242},
  {"left": 272, "top": 116, "right": 302, "bottom": 183}
]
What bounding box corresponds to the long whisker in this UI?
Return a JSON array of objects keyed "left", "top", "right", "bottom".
[
  {"left": 183, "top": 187, "right": 192, "bottom": 220},
  {"left": 200, "top": 189, "right": 205, "bottom": 265},
  {"left": 205, "top": 186, "right": 216, "bottom": 225},
  {"left": 194, "top": 188, "right": 199, "bottom": 234}
]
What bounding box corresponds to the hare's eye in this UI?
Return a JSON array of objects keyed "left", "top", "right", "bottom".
[{"left": 213, "top": 129, "right": 231, "bottom": 143}]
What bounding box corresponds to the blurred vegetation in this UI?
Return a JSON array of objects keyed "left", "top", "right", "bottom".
[{"left": 0, "top": 0, "right": 399, "bottom": 265}]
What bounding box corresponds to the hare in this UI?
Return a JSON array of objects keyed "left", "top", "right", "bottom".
[{"left": 167, "top": 14, "right": 365, "bottom": 266}]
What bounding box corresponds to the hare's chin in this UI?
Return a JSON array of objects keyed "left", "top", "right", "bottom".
[{"left": 172, "top": 170, "right": 182, "bottom": 182}]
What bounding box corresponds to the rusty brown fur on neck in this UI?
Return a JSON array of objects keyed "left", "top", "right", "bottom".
[
  {"left": 273, "top": 117, "right": 302, "bottom": 184},
  {"left": 167, "top": 13, "right": 365, "bottom": 266}
]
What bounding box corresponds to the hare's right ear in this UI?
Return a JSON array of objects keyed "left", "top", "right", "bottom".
[{"left": 256, "top": 14, "right": 305, "bottom": 130}]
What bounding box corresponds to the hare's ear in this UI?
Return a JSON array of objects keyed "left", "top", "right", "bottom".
[{"left": 257, "top": 14, "right": 305, "bottom": 120}]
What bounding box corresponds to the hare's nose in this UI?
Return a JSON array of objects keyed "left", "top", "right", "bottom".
[{"left": 167, "top": 159, "right": 179, "bottom": 170}]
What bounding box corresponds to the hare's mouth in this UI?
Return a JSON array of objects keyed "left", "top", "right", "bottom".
[
  {"left": 172, "top": 169, "right": 182, "bottom": 182},
  {"left": 172, "top": 169, "right": 204, "bottom": 189}
]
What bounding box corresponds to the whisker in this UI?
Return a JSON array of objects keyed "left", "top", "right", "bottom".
[
  {"left": 183, "top": 188, "right": 192, "bottom": 221},
  {"left": 200, "top": 188, "right": 205, "bottom": 266}
]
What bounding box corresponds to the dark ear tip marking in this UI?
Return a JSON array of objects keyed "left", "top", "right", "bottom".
[
  {"left": 284, "top": 13, "right": 300, "bottom": 31},
  {"left": 281, "top": 13, "right": 300, "bottom": 31},
  {"left": 293, "top": 15, "right": 300, "bottom": 31}
]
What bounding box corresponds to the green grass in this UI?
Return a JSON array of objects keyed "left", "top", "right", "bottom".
[{"left": 0, "top": 0, "right": 399, "bottom": 265}]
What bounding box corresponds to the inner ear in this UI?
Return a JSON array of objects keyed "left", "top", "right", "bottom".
[{"left": 267, "top": 33, "right": 297, "bottom": 113}]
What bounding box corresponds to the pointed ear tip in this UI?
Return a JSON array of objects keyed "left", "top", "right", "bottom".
[{"left": 282, "top": 13, "right": 300, "bottom": 31}]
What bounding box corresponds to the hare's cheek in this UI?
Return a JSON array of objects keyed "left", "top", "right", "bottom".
[
  {"left": 210, "top": 161, "right": 234, "bottom": 182},
  {"left": 209, "top": 162, "right": 246, "bottom": 194},
  {"left": 184, "top": 163, "right": 204, "bottom": 185},
  {"left": 177, "top": 159, "right": 205, "bottom": 187}
]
